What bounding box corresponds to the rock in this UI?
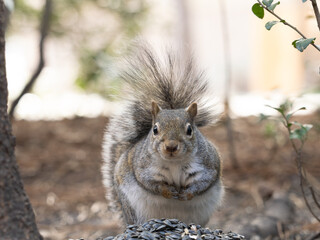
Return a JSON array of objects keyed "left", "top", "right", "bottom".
[
  {"left": 237, "top": 191, "right": 295, "bottom": 239},
  {"left": 238, "top": 224, "right": 260, "bottom": 238},
  {"left": 239, "top": 215, "right": 279, "bottom": 239},
  {"left": 264, "top": 192, "right": 294, "bottom": 223},
  {"left": 251, "top": 216, "right": 279, "bottom": 238}
]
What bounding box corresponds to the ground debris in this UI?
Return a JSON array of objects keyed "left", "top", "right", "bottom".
[{"left": 96, "top": 218, "right": 245, "bottom": 240}]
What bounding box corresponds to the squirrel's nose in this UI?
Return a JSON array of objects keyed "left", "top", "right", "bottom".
[{"left": 165, "top": 140, "right": 179, "bottom": 153}]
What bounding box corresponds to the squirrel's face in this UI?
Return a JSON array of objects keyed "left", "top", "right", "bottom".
[{"left": 150, "top": 102, "right": 198, "bottom": 161}]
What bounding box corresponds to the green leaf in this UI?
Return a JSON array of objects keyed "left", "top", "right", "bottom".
[
  {"left": 268, "top": 1, "right": 280, "bottom": 11},
  {"left": 292, "top": 38, "right": 316, "bottom": 52},
  {"left": 266, "top": 105, "right": 284, "bottom": 114},
  {"left": 286, "top": 107, "right": 306, "bottom": 121},
  {"left": 259, "top": 113, "right": 270, "bottom": 121},
  {"left": 290, "top": 129, "right": 303, "bottom": 140},
  {"left": 293, "top": 106, "right": 307, "bottom": 114},
  {"left": 290, "top": 123, "right": 313, "bottom": 141},
  {"left": 265, "top": 21, "right": 279, "bottom": 30},
  {"left": 303, "top": 124, "right": 313, "bottom": 132},
  {"left": 263, "top": 0, "right": 273, "bottom": 7},
  {"left": 252, "top": 3, "right": 264, "bottom": 19},
  {"left": 292, "top": 40, "right": 297, "bottom": 48},
  {"left": 286, "top": 113, "right": 293, "bottom": 121},
  {"left": 292, "top": 121, "right": 303, "bottom": 128},
  {"left": 264, "top": 122, "right": 277, "bottom": 138}
]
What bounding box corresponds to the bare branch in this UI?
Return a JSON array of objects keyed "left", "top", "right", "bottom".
[
  {"left": 306, "top": 232, "right": 320, "bottom": 240},
  {"left": 310, "top": 186, "right": 320, "bottom": 209},
  {"left": 310, "top": 0, "right": 320, "bottom": 33},
  {"left": 300, "top": 169, "right": 320, "bottom": 222},
  {"left": 256, "top": 0, "right": 320, "bottom": 52},
  {"left": 218, "top": 0, "right": 238, "bottom": 168},
  {"left": 8, "top": 0, "right": 52, "bottom": 119}
]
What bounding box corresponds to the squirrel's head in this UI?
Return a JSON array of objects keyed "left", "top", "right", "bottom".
[{"left": 150, "top": 101, "right": 198, "bottom": 161}]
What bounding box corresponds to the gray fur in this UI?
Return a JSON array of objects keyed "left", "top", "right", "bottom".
[
  {"left": 121, "top": 44, "right": 218, "bottom": 143},
  {"left": 102, "top": 44, "right": 221, "bottom": 225}
]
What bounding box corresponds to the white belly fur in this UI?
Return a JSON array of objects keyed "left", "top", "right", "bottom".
[{"left": 120, "top": 179, "right": 224, "bottom": 226}]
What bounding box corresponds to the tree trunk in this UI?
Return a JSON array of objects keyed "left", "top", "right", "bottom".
[{"left": 0, "top": 0, "right": 43, "bottom": 239}]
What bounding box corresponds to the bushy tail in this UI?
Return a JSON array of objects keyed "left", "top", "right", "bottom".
[{"left": 120, "top": 44, "right": 219, "bottom": 143}]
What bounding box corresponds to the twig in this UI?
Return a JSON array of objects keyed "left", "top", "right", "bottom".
[
  {"left": 280, "top": 111, "right": 320, "bottom": 222},
  {"left": 218, "top": 0, "right": 238, "bottom": 168},
  {"left": 256, "top": 0, "right": 320, "bottom": 52},
  {"left": 310, "top": 0, "right": 320, "bottom": 33},
  {"left": 306, "top": 232, "right": 320, "bottom": 240},
  {"left": 176, "top": 0, "right": 191, "bottom": 60},
  {"left": 310, "top": 186, "right": 320, "bottom": 209},
  {"left": 8, "top": 0, "right": 52, "bottom": 119},
  {"left": 299, "top": 164, "right": 320, "bottom": 222},
  {"left": 276, "top": 221, "right": 285, "bottom": 240}
]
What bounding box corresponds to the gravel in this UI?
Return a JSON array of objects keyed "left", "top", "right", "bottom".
[{"left": 97, "top": 218, "right": 246, "bottom": 240}]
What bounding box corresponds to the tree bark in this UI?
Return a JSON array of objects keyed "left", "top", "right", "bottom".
[{"left": 0, "top": 0, "right": 43, "bottom": 239}]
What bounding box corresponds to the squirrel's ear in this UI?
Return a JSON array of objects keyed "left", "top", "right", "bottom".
[
  {"left": 186, "top": 102, "right": 197, "bottom": 119},
  {"left": 151, "top": 101, "right": 161, "bottom": 119}
]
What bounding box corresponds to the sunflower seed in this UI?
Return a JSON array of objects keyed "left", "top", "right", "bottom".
[{"left": 99, "top": 218, "right": 245, "bottom": 240}]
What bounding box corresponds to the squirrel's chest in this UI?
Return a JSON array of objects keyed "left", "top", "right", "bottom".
[{"left": 157, "top": 159, "right": 203, "bottom": 187}]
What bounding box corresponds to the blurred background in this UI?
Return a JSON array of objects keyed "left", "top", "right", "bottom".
[
  {"left": 5, "top": 0, "right": 320, "bottom": 119},
  {"left": 4, "top": 0, "right": 320, "bottom": 239}
]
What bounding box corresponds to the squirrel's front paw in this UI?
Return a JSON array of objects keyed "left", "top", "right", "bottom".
[
  {"left": 160, "top": 185, "right": 179, "bottom": 199},
  {"left": 178, "top": 188, "right": 194, "bottom": 201}
]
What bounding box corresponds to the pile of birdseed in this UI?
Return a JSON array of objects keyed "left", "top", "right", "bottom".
[{"left": 98, "top": 218, "right": 245, "bottom": 240}]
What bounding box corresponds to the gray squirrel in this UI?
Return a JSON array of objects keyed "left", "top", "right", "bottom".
[{"left": 101, "top": 45, "right": 224, "bottom": 226}]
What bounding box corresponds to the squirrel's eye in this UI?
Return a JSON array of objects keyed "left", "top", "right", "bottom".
[
  {"left": 186, "top": 124, "right": 193, "bottom": 136},
  {"left": 153, "top": 124, "right": 159, "bottom": 135}
]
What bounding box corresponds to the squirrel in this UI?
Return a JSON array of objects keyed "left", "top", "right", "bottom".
[{"left": 101, "top": 45, "right": 224, "bottom": 227}]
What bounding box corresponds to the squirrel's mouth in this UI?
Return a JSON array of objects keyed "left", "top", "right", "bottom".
[
  {"left": 161, "top": 151, "right": 179, "bottom": 159},
  {"left": 159, "top": 144, "right": 185, "bottom": 160},
  {"left": 162, "top": 143, "right": 179, "bottom": 153}
]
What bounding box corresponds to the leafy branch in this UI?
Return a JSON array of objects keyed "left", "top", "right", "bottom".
[
  {"left": 252, "top": 0, "right": 320, "bottom": 52},
  {"left": 262, "top": 101, "right": 320, "bottom": 222}
]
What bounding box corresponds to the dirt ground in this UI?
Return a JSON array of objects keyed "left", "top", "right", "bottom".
[{"left": 12, "top": 113, "right": 320, "bottom": 240}]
